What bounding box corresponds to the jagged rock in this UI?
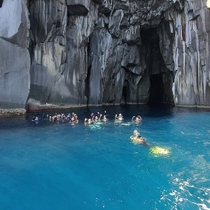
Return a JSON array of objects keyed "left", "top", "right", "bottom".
[
  {"left": 0, "top": 0, "right": 30, "bottom": 48},
  {"left": 0, "top": 38, "right": 30, "bottom": 109},
  {"left": 65, "top": 5, "right": 98, "bottom": 106},
  {"left": 164, "top": 2, "right": 210, "bottom": 106},
  {"left": 121, "top": 45, "right": 141, "bottom": 74},
  {"left": 98, "top": 0, "right": 112, "bottom": 16},
  {"left": 1, "top": 0, "right": 210, "bottom": 111},
  {"left": 121, "top": 25, "right": 141, "bottom": 45},
  {"left": 0, "top": 0, "right": 30, "bottom": 110},
  {"left": 28, "top": 0, "right": 69, "bottom": 108},
  {"left": 89, "top": 27, "right": 125, "bottom": 104},
  {"left": 26, "top": 0, "right": 210, "bottom": 107},
  {"left": 108, "top": 9, "right": 124, "bottom": 38}
]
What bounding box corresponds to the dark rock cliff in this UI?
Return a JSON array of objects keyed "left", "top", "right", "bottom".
[{"left": 1, "top": 0, "right": 210, "bottom": 111}]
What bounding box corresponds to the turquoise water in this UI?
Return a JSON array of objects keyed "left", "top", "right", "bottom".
[{"left": 0, "top": 105, "right": 210, "bottom": 210}]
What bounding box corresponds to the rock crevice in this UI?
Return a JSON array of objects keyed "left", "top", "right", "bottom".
[{"left": 1, "top": 0, "right": 210, "bottom": 111}]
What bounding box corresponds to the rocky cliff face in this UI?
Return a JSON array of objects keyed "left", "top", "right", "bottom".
[
  {"left": 0, "top": 0, "right": 30, "bottom": 109},
  {"left": 1, "top": 0, "right": 210, "bottom": 111}
]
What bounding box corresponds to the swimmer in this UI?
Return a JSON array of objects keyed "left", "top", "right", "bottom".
[
  {"left": 32, "top": 116, "right": 39, "bottom": 124},
  {"left": 118, "top": 113, "right": 123, "bottom": 121},
  {"left": 69, "top": 116, "right": 78, "bottom": 125},
  {"left": 87, "top": 118, "right": 93, "bottom": 125},
  {"left": 115, "top": 113, "right": 124, "bottom": 121},
  {"left": 130, "top": 130, "right": 148, "bottom": 146},
  {"left": 94, "top": 116, "right": 99, "bottom": 122},
  {"left": 84, "top": 118, "right": 92, "bottom": 125},
  {"left": 102, "top": 115, "right": 108, "bottom": 122},
  {"left": 84, "top": 118, "right": 88, "bottom": 125},
  {"left": 132, "top": 115, "right": 142, "bottom": 124}
]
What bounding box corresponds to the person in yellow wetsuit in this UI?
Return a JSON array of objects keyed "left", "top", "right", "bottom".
[
  {"left": 130, "top": 130, "right": 148, "bottom": 146},
  {"left": 130, "top": 130, "right": 170, "bottom": 156}
]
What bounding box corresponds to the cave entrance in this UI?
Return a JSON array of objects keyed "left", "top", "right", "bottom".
[
  {"left": 149, "top": 71, "right": 174, "bottom": 105},
  {"left": 149, "top": 74, "right": 163, "bottom": 104},
  {"left": 121, "top": 82, "right": 128, "bottom": 104},
  {"left": 140, "top": 27, "right": 174, "bottom": 105}
]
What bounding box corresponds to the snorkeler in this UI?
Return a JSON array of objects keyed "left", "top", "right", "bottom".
[
  {"left": 32, "top": 116, "right": 39, "bottom": 124},
  {"left": 84, "top": 118, "right": 94, "bottom": 125},
  {"left": 132, "top": 115, "right": 142, "bottom": 124},
  {"left": 102, "top": 115, "right": 108, "bottom": 122},
  {"left": 87, "top": 118, "right": 94, "bottom": 125},
  {"left": 115, "top": 113, "right": 124, "bottom": 121},
  {"left": 130, "top": 129, "right": 148, "bottom": 146}
]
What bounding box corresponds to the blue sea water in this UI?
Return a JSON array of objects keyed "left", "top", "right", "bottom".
[{"left": 0, "top": 105, "right": 210, "bottom": 210}]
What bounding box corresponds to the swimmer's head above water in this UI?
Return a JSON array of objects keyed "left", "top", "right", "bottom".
[{"left": 133, "top": 129, "right": 140, "bottom": 137}]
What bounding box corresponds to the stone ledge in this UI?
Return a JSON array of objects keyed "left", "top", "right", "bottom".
[
  {"left": 0, "top": 109, "right": 26, "bottom": 117},
  {"left": 26, "top": 103, "right": 87, "bottom": 112}
]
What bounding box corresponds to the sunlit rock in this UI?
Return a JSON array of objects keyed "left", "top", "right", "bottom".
[
  {"left": 2, "top": 0, "right": 210, "bottom": 110},
  {"left": 0, "top": 0, "right": 30, "bottom": 109},
  {"left": 207, "top": 0, "right": 210, "bottom": 8},
  {"left": 0, "top": 38, "right": 30, "bottom": 109},
  {"left": 0, "top": 0, "right": 30, "bottom": 48}
]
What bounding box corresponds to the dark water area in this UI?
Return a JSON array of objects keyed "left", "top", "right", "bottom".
[{"left": 0, "top": 105, "right": 210, "bottom": 210}]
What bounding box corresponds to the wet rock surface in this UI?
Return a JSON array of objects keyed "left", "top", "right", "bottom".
[{"left": 1, "top": 0, "right": 210, "bottom": 112}]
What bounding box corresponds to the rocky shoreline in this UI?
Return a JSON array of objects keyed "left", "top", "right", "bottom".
[
  {"left": 0, "top": 109, "right": 26, "bottom": 117},
  {"left": 1, "top": 103, "right": 210, "bottom": 118}
]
